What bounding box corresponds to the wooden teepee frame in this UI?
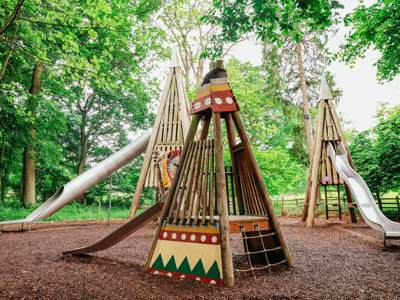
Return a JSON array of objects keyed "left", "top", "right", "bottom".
[
  {"left": 302, "top": 75, "right": 357, "bottom": 228},
  {"left": 144, "top": 62, "right": 293, "bottom": 287},
  {"left": 130, "top": 61, "right": 190, "bottom": 217}
]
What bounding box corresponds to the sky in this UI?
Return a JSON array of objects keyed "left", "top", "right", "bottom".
[
  {"left": 226, "top": 0, "right": 400, "bottom": 132},
  {"left": 156, "top": 0, "right": 399, "bottom": 132}
]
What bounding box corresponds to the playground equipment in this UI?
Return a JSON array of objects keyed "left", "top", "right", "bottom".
[
  {"left": 328, "top": 143, "right": 400, "bottom": 245},
  {"left": 0, "top": 130, "right": 150, "bottom": 228},
  {"left": 63, "top": 148, "right": 180, "bottom": 254},
  {"left": 129, "top": 58, "right": 190, "bottom": 217},
  {"left": 144, "top": 61, "right": 292, "bottom": 287},
  {"left": 302, "top": 74, "right": 357, "bottom": 228},
  {"left": 65, "top": 61, "right": 293, "bottom": 287}
]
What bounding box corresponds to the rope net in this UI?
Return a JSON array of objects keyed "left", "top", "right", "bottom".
[{"left": 232, "top": 224, "right": 287, "bottom": 274}]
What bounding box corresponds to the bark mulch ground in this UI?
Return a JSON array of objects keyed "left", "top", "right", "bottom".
[{"left": 0, "top": 217, "right": 399, "bottom": 300}]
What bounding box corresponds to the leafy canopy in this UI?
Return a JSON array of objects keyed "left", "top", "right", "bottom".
[
  {"left": 202, "top": 0, "right": 343, "bottom": 58},
  {"left": 341, "top": 0, "right": 400, "bottom": 81}
]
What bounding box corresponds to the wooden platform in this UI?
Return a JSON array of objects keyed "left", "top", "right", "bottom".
[{"left": 228, "top": 215, "right": 269, "bottom": 233}]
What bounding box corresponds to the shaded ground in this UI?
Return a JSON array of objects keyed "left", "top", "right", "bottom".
[{"left": 1, "top": 217, "right": 399, "bottom": 300}]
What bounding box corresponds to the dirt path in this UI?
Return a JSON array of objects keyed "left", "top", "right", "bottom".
[{"left": 0, "top": 217, "right": 399, "bottom": 300}]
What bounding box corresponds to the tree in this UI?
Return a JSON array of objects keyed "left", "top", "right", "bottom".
[
  {"left": 203, "top": 0, "right": 343, "bottom": 162},
  {"left": 22, "top": 61, "right": 43, "bottom": 206},
  {"left": 0, "top": 0, "right": 166, "bottom": 205},
  {"left": 160, "top": 0, "right": 242, "bottom": 91},
  {"left": 225, "top": 58, "right": 307, "bottom": 195},
  {"left": 350, "top": 104, "right": 400, "bottom": 195},
  {"left": 341, "top": 0, "right": 400, "bottom": 81}
]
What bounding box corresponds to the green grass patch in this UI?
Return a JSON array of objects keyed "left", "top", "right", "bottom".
[{"left": 0, "top": 202, "right": 139, "bottom": 222}]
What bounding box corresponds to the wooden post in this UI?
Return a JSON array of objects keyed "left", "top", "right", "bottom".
[
  {"left": 225, "top": 115, "right": 245, "bottom": 215},
  {"left": 213, "top": 112, "right": 234, "bottom": 287},
  {"left": 306, "top": 101, "right": 325, "bottom": 228},
  {"left": 130, "top": 70, "right": 177, "bottom": 217},
  {"left": 144, "top": 115, "right": 200, "bottom": 271},
  {"left": 108, "top": 175, "right": 112, "bottom": 225},
  {"left": 232, "top": 111, "right": 293, "bottom": 268},
  {"left": 281, "top": 196, "right": 285, "bottom": 216},
  {"left": 396, "top": 196, "right": 400, "bottom": 215},
  {"left": 344, "top": 183, "right": 357, "bottom": 223},
  {"left": 301, "top": 166, "right": 313, "bottom": 221}
]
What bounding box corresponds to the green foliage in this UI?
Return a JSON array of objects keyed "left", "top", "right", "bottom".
[
  {"left": 202, "top": 0, "right": 342, "bottom": 58},
  {"left": 341, "top": 1, "right": 400, "bottom": 81},
  {"left": 0, "top": 0, "right": 166, "bottom": 207},
  {"left": 225, "top": 58, "right": 307, "bottom": 195},
  {"left": 255, "top": 149, "right": 306, "bottom": 196},
  {"left": 350, "top": 104, "right": 400, "bottom": 194}
]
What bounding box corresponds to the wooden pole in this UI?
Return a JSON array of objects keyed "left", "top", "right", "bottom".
[
  {"left": 232, "top": 111, "right": 293, "bottom": 268},
  {"left": 327, "top": 100, "right": 357, "bottom": 223},
  {"left": 306, "top": 101, "right": 325, "bottom": 228},
  {"left": 130, "top": 70, "right": 175, "bottom": 217},
  {"left": 225, "top": 115, "right": 245, "bottom": 215},
  {"left": 108, "top": 175, "right": 112, "bottom": 225},
  {"left": 301, "top": 166, "right": 313, "bottom": 221},
  {"left": 144, "top": 115, "right": 200, "bottom": 271},
  {"left": 213, "top": 112, "right": 234, "bottom": 287}
]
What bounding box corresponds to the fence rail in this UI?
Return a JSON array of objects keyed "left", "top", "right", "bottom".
[{"left": 273, "top": 195, "right": 400, "bottom": 217}]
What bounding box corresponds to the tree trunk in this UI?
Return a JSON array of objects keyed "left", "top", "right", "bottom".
[
  {"left": 78, "top": 110, "right": 89, "bottom": 176},
  {"left": 76, "top": 111, "right": 89, "bottom": 203},
  {"left": 22, "top": 61, "right": 43, "bottom": 206},
  {"left": 295, "top": 42, "right": 314, "bottom": 163},
  {"left": 78, "top": 138, "right": 88, "bottom": 175}
]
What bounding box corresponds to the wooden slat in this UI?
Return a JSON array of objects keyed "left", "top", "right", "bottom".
[
  {"left": 209, "top": 139, "right": 215, "bottom": 224},
  {"left": 193, "top": 140, "right": 207, "bottom": 224},
  {"left": 179, "top": 141, "right": 200, "bottom": 224},
  {"left": 144, "top": 115, "right": 200, "bottom": 271},
  {"left": 183, "top": 140, "right": 202, "bottom": 224},
  {"left": 168, "top": 142, "right": 194, "bottom": 223},
  {"left": 201, "top": 140, "right": 212, "bottom": 224}
]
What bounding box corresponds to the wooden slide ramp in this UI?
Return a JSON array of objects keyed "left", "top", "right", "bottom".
[{"left": 63, "top": 201, "right": 164, "bottom": 255}]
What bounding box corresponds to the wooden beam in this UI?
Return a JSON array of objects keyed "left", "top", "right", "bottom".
[
  {"left": 225, "top": 115, "right": 245, "bottom": 215},
  {"left": 232, "top": 111, "right": 293, "bottom": 268},
  {"left": 213, "top": 112, "right": 234, "bottom": 287},
  {"left": 306, "top": 101, "right": 325, "bottom": 228},
  {"left": 129, "top": 70, "right": 175, "bottom": 217}
]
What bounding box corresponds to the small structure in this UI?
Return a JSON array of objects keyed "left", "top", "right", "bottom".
[
  {"left": 302, "top": 74, "right": 357, "bottom": 228},
  {"left": 145, "top": 61, "right": 293, "bottom": 287},
  {"left": 130, "top": 58, "right": 190, "bottom": 217}
]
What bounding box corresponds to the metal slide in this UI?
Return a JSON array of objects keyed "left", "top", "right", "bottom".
[
  {"left": 327, "top": 143, "right": 400, "bottom": 243},
  {"left": 63, "top": 199, "right": 164, "bottom": 255},
  {"left": 0, "top": 130, "right": 151, "bottom": 227}
]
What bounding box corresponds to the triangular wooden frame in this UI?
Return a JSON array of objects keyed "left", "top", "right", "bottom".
[
  {"left": 144, "top": 68, "right": 293, "bottom": 287},
  {"left": 130, "top": 65, "right": 190, "bottom": 217},
  {"left": 302, "top": 75, "right": 357, "bottom": 228}
]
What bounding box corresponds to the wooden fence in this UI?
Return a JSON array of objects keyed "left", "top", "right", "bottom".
[{"left": 273, "top": 194, "right": 400, "bottom": 217}]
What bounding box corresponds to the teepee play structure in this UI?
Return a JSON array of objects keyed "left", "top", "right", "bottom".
[
  {"left": 302, "top": 75, "right": 357, "bottom": 228},
  {"left": 130, "top": 58, "right": 190, "bottom": 217},
  {"left": 145, "top": 61, "right": 293, "bottom": 287}
]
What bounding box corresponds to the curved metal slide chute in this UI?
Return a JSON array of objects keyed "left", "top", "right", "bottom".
[
  {"left": 327, "top": 143, "right": 400, "bottom": 242},
  {"left": 63, "top": 199, "right": 164, "bottom": 255},
  {"left": 0, "top": 130, "right": 151, "bottom": 226}
]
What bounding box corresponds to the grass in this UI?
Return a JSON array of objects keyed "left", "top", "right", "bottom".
[{"left": 0, "top": 202, "right": 140, "bottom": 222}]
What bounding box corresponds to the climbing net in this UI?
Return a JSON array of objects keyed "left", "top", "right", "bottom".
[{"left": 232, "top": 224, "right": 287, "bottom": 274}]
